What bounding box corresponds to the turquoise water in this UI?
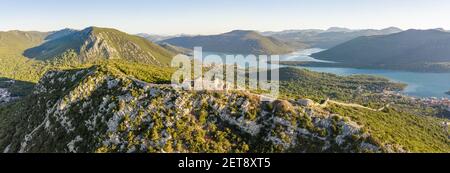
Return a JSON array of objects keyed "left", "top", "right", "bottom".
[
  {"left": 297, "top": 66, "right": 450, "bottom": 98},
  {"left": 283, "top": 49, "right": 450, "bottom": 98},
  {"left": 197, "top": 49, "right": 450, "bottom": 98}
]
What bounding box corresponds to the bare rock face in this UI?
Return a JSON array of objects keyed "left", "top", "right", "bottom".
[
  {"left": 0, "top": 88, "right": 12, "bottom": 104},
  {"left": 80, "top": 30, "right": 120, "bottom": 61},
  {"left": 78, "top": 27, "right": 158, "bottom": 64}
]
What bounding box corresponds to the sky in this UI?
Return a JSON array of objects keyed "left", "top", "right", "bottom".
[{"left": 1, "top": 0, "right": 450, "bottom": 35}]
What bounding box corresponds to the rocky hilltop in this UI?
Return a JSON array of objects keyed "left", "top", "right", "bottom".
[
  {"left": 0, "top": 65, "right": 389, "bottom": 153},
  {"left": 0, "top": 88, "right": 13, "bottom": 104}
]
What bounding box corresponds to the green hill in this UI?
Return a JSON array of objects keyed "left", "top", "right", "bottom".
[
  {"left": 0, "top": 63, "right": 375, "bottom": 153},
  {"left": 24, "top": 27, "right": 174, "bottom": 66},
  {"left": 276, "top": 67, "right": 406, "bottom": 101},
  {"left": 0, "top": 30, "right": 51, "bottom": 82},
  {"left": 162, "top": 30, "right": 295, "bottom": 55},
  {"left": 1, "top": 27, "right": 176, "bottom": 83},
  {"left": 0, "top": 30, "right": 49, "bottom": 56},
  {"left": 311, "top": 29, "right": 450, "bottom": 72}
]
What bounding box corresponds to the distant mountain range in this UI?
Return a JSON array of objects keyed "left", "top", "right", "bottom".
[
  {"left": 160, "top": 30, "right": 296, "bottom": 55},
  {"left": 2, "top": 26, "right": 449, "bottom": 72},
  {"left": 311, "top": 29, "right": 450, "bottom": 72},
  {"left": 263, "top": 27, "right": 403, "bottom": 49},
  {"left": 136, "top": 33, "right": 177, "bottom": 42},
  {"left": 158, "top": 43, "right": 193, "bottom": 56},
  {"left": 136, "top": 27, "right": 406, "bottom": 55}
]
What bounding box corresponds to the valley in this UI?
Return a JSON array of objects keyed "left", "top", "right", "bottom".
[
  {"left": 1, "top": 63, "right": 448, "bottom": 153},
  {"left": 0, "top": 26, "right": 449, "bottom": 153}
]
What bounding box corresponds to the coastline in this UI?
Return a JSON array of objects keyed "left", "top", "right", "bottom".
[{"left": 270, "top": 61, "right": 450, "bottom": 73}]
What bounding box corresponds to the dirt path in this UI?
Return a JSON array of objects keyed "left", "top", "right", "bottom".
[{"left": 320, "top": 99, "right": 388, "bottom": 112}]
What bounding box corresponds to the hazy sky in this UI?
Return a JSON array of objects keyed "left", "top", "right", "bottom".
[{"left": 1, "top": 0, "right": 449, "bottom": 35}]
